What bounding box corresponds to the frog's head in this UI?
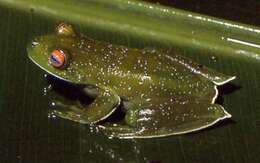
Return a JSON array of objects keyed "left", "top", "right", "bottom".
[{"left": 28, "top": 23, "right": 85, "bottom": 84}]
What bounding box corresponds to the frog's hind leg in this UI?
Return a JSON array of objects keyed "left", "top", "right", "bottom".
[
  {"left": 100, "top": 96, "right": 231, "bottom": 139},
  {"left": 167, "top": 55, "right": 236, "bottom": 85},
  {"left": 51, "top": 86, "right": 120, "bottom": 124}
]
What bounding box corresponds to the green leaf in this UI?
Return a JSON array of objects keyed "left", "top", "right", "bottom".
[
  {"left": 0, "top": 0, "right": 260, "bottom": 61},
  {"left": 0, "top": 0, "right": 259, "bottom": 162}
]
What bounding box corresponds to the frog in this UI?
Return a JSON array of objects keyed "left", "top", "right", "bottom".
[{"left": 28, "top": 23, "right": 235, "bottom": 138}]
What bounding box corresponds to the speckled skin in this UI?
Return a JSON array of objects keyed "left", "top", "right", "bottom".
[{"left": 28, "top": 24, "right": 235, "bottom": 138}]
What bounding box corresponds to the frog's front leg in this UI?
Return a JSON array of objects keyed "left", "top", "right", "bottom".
[{"left": 51, "top": 86, "right": 120, "bottom": 124}]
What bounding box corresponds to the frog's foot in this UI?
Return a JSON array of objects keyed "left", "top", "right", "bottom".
[
  {"left": 51, "top": 86, "right": 120, "bottom": 124},
  {"left": 99, "top": 98, "right": 231, "bottom": 139}
]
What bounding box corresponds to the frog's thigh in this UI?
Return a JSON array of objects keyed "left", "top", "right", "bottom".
[
  {"left": 99, "top": 100, "right": 145, "bottom": 138},
  {"left": 170, "top": 55, "right": 235, "bottom": 85},
  {"left": 101, "top": 98, "right": 231, "bottom": 138},
  {"left": 52, "top": 86, "right": 120, "bottom": 124}
]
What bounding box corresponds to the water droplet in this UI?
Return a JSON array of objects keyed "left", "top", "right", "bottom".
[{"left": 211, "top": 56, "right": 218, "bottom": 62}]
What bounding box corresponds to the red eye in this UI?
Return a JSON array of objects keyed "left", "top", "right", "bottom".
[{"left": 50, "top": 49, "right": 65, "bottom": 68}]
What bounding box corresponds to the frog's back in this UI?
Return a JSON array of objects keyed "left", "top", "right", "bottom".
[{"left": 64, "top": 35, "right": 218, "bottom": 101}]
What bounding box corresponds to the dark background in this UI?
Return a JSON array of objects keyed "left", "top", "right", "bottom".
[{"left": 146, "top": 0, "right": 260, "bottom": 26}]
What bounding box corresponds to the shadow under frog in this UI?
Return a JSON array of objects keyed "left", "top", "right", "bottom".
[{"left": 28, "top": 22, "right": 236, "bottom": 139}]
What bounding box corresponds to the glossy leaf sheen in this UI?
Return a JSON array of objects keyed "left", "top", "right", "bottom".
[{"left": 0, "top": 0, "right": 260, "bottom": 61}]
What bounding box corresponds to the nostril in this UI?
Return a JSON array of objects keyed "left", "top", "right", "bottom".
[
  {"left": 31, "top": 38, "right": 39, "bottom": 47},
  {"left": 32, "top": 41, "right": 39, "bottom": 47}
]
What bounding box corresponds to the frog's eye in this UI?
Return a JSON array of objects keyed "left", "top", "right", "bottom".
[
  {"left": 56, "top": 22, "right": 76, "bottom": 36},
  {"left": 50, "top": 49, "right": 68, "bottom": 68}
]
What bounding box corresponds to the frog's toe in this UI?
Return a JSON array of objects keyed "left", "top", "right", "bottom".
[
  {"left": 98, "top": 124, "right": 138, "bottom": 139},
  {"left": 53, "top": 109, "right": 90, "bottom": 124}
]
